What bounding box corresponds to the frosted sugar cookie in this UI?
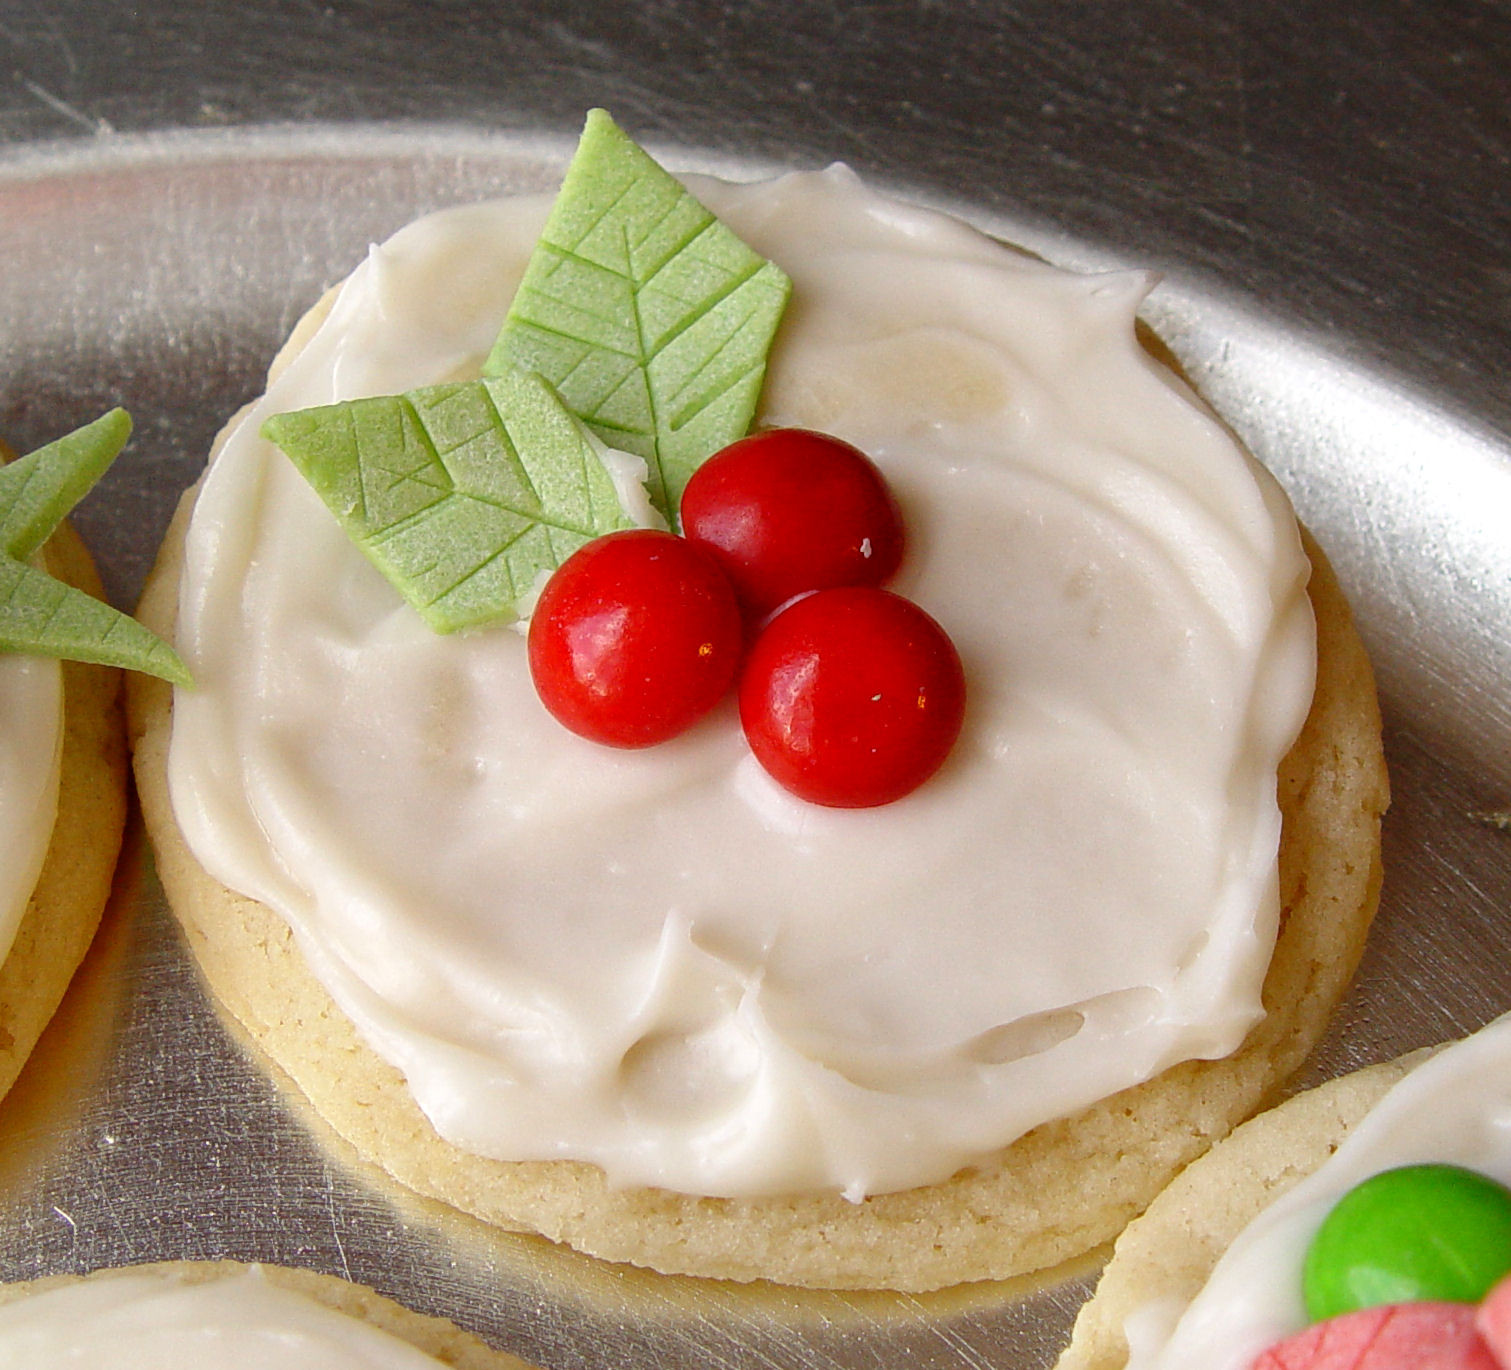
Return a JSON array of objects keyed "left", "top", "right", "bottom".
[
  {"left": 129, "top": 114, "right": 1387, "bottom": 1289},
  {"left": 0, "top": 414, "right": 184, "bottom": 1106},
  {"left": 0, "top": 1260, "right": 533, "bottom": 1367},
  {"left": 1057, "top": 1014, "right": 1511, "bottom": 1370}
]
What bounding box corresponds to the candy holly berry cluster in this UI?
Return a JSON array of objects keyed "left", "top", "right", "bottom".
[
  {"left": 527, "top": 428, "right": 966, "bottom": 809},
  {"left": 264, "top": 121, "right": 963, "bottom": 807},
  {"left": 1254, "top": 1164, "right": 1511, "bottom": 1370}
]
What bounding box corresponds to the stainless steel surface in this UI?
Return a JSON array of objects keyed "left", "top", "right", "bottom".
[{"left": 0, "top": 4, "right": 1507, "bottom": 1367}]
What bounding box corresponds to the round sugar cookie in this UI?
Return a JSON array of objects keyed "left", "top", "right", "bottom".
[
  {"left": 1055, "top": 1055, "right": 1415, "bottom": 1370},
  {"left": 127, "top": 245, "right": 1388, "bottom": 1290},
  {"left": 1059, "top": 1014, "right": 1511, "bottom": 1370},
  {"left": 0, "top": 497, "right": 127, "bottom": 1108},
  {"left": 0, "top": 1259, "right": 534, "bottom": 1367}
]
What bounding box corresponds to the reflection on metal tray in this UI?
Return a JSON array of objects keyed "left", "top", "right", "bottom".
[{"left": 0, "top": 128, "right": 1507, "bottom": 1370}]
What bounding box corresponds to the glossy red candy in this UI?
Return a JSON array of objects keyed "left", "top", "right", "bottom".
[
  {"left": 528, "top": 529, "right": 743, "bottom": 748},
  {"left": 1251, "top": 1304, "right": 1498, "bottom": 1370},
  {"left": 738, "top": 587, "right": 965, "bottom": 807},
  {"left": 680, "top": 428, "right": 905, "bottom": 617}
]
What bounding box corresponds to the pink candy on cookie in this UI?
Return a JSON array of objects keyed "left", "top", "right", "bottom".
[
  {"left": 1476, "top": 1274, "right": 1511, "bottom": 1368},
  {"left": 1254, "top": 1303, "right": 1499, "bottom": 1370},
  {"left": 1252, "top": 1275, "right": 1511, "bottom": 1370}
]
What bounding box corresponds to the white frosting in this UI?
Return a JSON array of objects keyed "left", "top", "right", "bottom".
[
  {"left": 0, "top": 1266, "right": 448, "bottom": 1367},
  {"left": 1125, "top": 1013, "right": 1511, "bottom": 1370},
  {"left": 166, "top": 166, "right": 1315, "bottom": 1199},
  {"left": 0, "top": 648, "right": 63, "bottom": 963}
]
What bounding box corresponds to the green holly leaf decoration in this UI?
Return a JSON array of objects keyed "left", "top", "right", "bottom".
[
  {"left": 0, "top": 410, "right": 191, "bottom": 685},
  {"left": 262, "top": 368, "right": 636, "bottom": 632},
  {"left": 266, "top": 109, "right": 790, "bottom": 633},
  {"left": 485, "top": 108, "right": 791, "bottom": 519}
]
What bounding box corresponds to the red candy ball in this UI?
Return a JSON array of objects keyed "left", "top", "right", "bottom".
[
  {"left": 738, "top": 587, "right": 965, "bottom": 807},
  {"left": 528, "top": 530, "right": 743, "bottom": 748},
  {"left": 680, "top": 428, "right": 905, "bottom": 618}
]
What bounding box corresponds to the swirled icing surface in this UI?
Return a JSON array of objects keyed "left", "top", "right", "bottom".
[
  {"left": 0, "top": 651, "right": 62, "bottom": 962},
  {"left": 0, "top": 1266, "right": 448, "bottom": 1367},
  {"left": 166, "top": 166, "right": 1315, "bottom": 1199},
  {"left": 1123, "top": 1013, "right": 1511, "bottom": 1370}
]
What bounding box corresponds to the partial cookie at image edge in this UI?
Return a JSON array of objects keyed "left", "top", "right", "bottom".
[
  {"left": 0, "top": 519, "right": 127, "bottom": 1108},
  {"left": 0, "top": 1259, "right": 536, "bottom": 1368}
]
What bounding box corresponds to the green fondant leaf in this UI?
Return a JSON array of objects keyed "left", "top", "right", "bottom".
[
  {"left": 0, "top": 409, "right": 131, "bottom": 559},
  {"left": 0, "top": 557, "right": 190, "bottom": 682},
  {"left": 485, "top": 108, "right": 791, "bottom": 519},
  {"left": 0, "top": 410, "right": 191, "bottom": 685},
  {"left": 263, "top": 369, "right": 636, "bottom": 632}
]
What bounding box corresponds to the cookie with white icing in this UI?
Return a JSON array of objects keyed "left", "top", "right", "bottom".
[
  {"left": 0, "top": 1260, "right": 533, "bottom": 1368},
  {"left": 1057, "top": 1014, "right": 1511, "bottom": 1370},
  {"left": 129, "top": 163, "right": 1387, "bottom": 1291},
  {"left": 0, "top": 502, "right": 126, "bottom": 1108}
]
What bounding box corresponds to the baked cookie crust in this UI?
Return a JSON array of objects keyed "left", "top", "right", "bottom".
[
  {"left": 0, "top": 519, "right": 126, "bottom": 1106},
  {"left": 128, "top": 301, "right": 1389, "bottom": 1291}
]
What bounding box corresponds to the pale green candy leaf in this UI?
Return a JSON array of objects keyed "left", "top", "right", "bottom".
[
  {"left": 0, "top": 410, "right": 191, "bottom": 685},
  {"left": 485, "top": 108, "right": 791, "bottom": 519},
  {"left": 0, "top": 409, "right": 132, "bottom": 559},
  {"left": 263, "top": 368, "right": 636, "bottom": 632},
  {"left": 0, "top": 557, "right": 190, "bottom": 683}
]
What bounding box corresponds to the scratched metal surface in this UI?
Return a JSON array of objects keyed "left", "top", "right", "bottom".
[{"left": 0, "top": 2, "right": 1508, "bottom": 1367}]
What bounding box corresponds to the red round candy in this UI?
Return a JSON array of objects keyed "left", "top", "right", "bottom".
[
  {"left": 738, "top": 587, "right": 965, "bottom": 808},
  {"left": 680, "top": 428, "right": 905, "bottom": 617},
  {"left": 528, "top": 529, "right": 743, "bottom": 748}
]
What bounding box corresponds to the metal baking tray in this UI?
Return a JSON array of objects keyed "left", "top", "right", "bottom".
[{"left": 0, "top": 118, "right": 1507, "bottom": 1370}]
